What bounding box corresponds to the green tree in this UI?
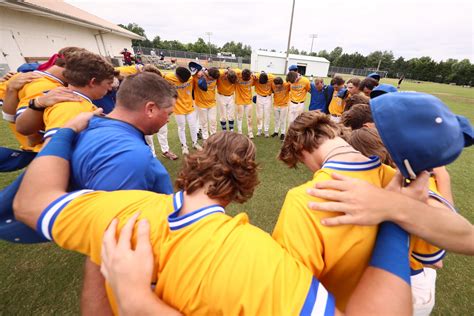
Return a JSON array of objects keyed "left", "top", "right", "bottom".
[
  {"left": 328, "top": 47, "right": 343, "bottom": 62},
  {"left": 118, "top": 22, "right": 150, "bottom": 47}
]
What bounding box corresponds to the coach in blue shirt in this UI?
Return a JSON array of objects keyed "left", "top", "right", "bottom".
[{"left": 309, "top": 78, "right": 333, "bottom": 113}]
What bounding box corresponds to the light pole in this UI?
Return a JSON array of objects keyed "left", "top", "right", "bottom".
[
  {"left": 205, "top": 31, "right": 212, "bottom": 61},
  {"left": 284, "top": 0, "right": 296, "bottom": 73},
  {"left": 309, "top": 34, "right": 318, "bottom": 54}
]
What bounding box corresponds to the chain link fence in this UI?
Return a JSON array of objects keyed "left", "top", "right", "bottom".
[{"left": 328, "top": 66, "right": 388, "bottom": 78}]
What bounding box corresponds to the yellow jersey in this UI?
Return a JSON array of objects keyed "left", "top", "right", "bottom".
[
  {"left": 234, "top": 69, "right": 254, "bottom": 105},
  {"left": 273, "top": 157, "right": 450, "bottom": 311},
  {"left": 328, "top": 91, "right": 345, "bottom": 116},
  {"left": 43, "top": 91, "right": 97, "bottom": 139},
  {"left": 216, "top": 69, "right": 235, "bottom": 96},
  {"left": 272, "top": 82, "right": 290, "bottom": 107},
  {"left": 254, "top": 73, "right": 275, "bottom": 96},
  {"left": 164, "top": 73, "right": 194, "bottom": 115},
  {"left": 11, "top": 71, "right": 64, "bottom": 151},
  {"left": 40, "top": 190, "right": 335, "bottom": 316},
  {"left": 115, "top": 65, "right": 142, "bottom": 76},
  {"left": 289, "top": 76, "right": 311, "bottom": 103},
  {"left": 193, "top": 75, "right": 217, "bottom": 109},
  {"left": 0, "top": 81, "right": 7, "bottom": 104}
]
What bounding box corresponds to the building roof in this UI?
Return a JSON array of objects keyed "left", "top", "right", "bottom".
[
  {"left": 0, "top": 0, "right": 145, "bottom": 40},
  {"left": 254, "top": 50, "right": 330, "bottom": 63}
]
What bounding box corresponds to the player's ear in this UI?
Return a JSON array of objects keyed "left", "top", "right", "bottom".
[
  {"left": 88, "top": 77, "right": 97, "bottom": 87},
  {"left": 144, "top": 101, "right": 156, "bottom": 118}
]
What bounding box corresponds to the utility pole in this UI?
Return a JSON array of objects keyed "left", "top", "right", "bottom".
[
  {"left": 284, "top": 0, "right": 296, "bottom": 73},
  {"left": 205, "top": 31, "right": 213, "bottom": 62},
  {"left": 309, "top": 34, "right": 318, "bottom": 54}
]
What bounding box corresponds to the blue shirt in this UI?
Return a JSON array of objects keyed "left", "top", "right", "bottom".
[
  {"left": 71, "top": 116, "right": 173, "bottom": 194},
  {"left": 93, "top": 90, "right": 117, "bottom": 114},
  {"left": 309, "top": 83, "right": 333, "bottom": 113}
]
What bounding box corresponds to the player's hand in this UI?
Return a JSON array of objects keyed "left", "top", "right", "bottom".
[
  {"left": 0, "top": 71, "right": 16, "bottom": 82},
  {"left": 6, "top": 72, "right": 42, "bottom": 91},
  {"left": 101, "top": 213, "right": 156, "bottom": 314},
  {"left": 36, "top": 87, "right": 81, "bottom": 108},
  {"left": 63, "top": 108, "right": 103, "bottom": 133},
  {"left": 306, "top": 172, "right": 394, "bottom": 226},
  {"left": 385, "top": 171, "right": 430, "bottom": 203}
]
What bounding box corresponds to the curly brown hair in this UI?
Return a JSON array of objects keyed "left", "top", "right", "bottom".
[
  {"left": 176, "top": 132, "right": 259, "bottom": 204},
  {"left": 341, "top": 103, "right": 373, "bottom": 130},
  {"left": 55, "top": 47, "right": 87, "bottom": 67},
  {"left": 344, "top": 93, "right": 369, "bottom": 111},
  {"left": 63, "top": 51, "right": 114, "bottom": 87},
  {"left": 279, "top": 111, "right": 339, "bottom": 168}
]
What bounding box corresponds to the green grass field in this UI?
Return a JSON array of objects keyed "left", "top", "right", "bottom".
[{"left": 0, "top": 77, "right": 473, "bottom": 314}]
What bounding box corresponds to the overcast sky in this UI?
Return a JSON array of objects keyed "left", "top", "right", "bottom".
[{"left": 68, "top": 0, "right": 473, "bottom": 62}]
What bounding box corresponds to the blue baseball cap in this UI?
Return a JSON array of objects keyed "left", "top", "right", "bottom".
[
  {"left": 17, "top": 62, "right": 40, "bottom": 73},
  {"left": 197, "top": 77, "right": 208, "bottom": 91},
  {"left": 188, "top": 61, "right": 203, "bottom": 75},
  {"left": 337, "top": 88, "right": 348, "bottom": 99},
  {"left": 288, "top": 64, "right": 298, "bottom": 71},
  {"left": 370, "top": 84, "right": 397, "bottom": 99},
  {"left": 371, "top": 92, "right": 473, "bottom": 179},
  {"left": 368, "top": 72, "right": 381, "bottom": 81}
]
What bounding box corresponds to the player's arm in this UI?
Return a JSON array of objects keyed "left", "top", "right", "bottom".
[
  {"left": 432, "top": 166, "right": 454, "bottom": 204},
  {"left": 16, "top": 87, "right": 81, "bottom": 135},
  {"left": 345, "top": 222, "right": 412, "bottom": 315},
  {"left": 306, "top": 171, "right": 474, "bottom": 255},
  {"left": 13, "top": 110, "right": 102, "bottom": 229},
  {"left": 100, "top": 214, "right": 181, "bottom": 316}
]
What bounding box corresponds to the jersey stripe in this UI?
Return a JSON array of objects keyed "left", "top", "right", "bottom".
[
  {"left": 323, "top": 156, "right": 381, "bottom": 171},
  {"left": 34, "top": 70, "right": 65, "bottom": 86},
  {"left": 412, "top": 249, "right": 446, "bottom": 264},
  {"left": 43, "top": 128, "right": 60, "bottom": 139},
  {"left": 37, "top": 189, "right": 93, "bottom": 240},
  {"left": 168, "top": 191, "right": 225, "bottom": 230},
  {"left": 428, "top": 191, "right": 457, "bottom": 212},
  {"left": 300, "top": 277, "right": 335, "bottom": 316}
]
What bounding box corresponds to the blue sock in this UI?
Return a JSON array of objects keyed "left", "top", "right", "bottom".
[
  {"left": 220, "top": 121, "right": 227, "bottom": 130},
  {"left": 229, "top": 120, "right": 234, "bottom": 131},
  {"left": 370, "top": 221, "right": 411, "bottom": 285},
  {"left": 36, "top": 128, "right": 77, "bottom": 161}
]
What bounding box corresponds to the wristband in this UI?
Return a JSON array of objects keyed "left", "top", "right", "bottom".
[
  {"left": 28, "top": 98, "right": 45, "bottom": 112},
  {"left": 370, "top": 221, "right": 411, "bottom": 285},
  {"left": 2, "top": 110, "right": 16, "bottom": 123},
  {"left": 37, "top": 128, "right": 77, "bottom": 161}
]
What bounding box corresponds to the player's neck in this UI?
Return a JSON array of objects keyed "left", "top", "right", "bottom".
[
  {"left": 68, "top": 85, "right": 94, "bottom": 100},
  {"left": 44, "top": 66, "right": 66, "bottom": 82},
  {"left": 180, "top": 187, "right": 227, "bottom": 217},
  {"left": 317, "top": 137, "right": 369, "bottom": 166},
  {"left": 107, "top": 108, "right": 147, "bottom": 134}
]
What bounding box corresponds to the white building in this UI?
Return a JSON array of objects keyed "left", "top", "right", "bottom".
[
  {"left": 0, "top": 0, "right": 144, "bottom": 73},
  {"left": 251, "top": 50, "right": 330, "bottom": 77}
]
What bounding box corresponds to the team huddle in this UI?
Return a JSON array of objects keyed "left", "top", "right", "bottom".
[{"left": 0, "top": 47, "right": 473, "bottom": 316}]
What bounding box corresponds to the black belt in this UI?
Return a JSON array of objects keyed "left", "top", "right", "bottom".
[
  {"left": 219, "top": 93, "right": 233, "bottom": 97},
  {"left": 291, "top": 100, "right": 301, "bottom": 104},
  {"left": 257, "top": 94, "right": 271, "bottom": 97}
]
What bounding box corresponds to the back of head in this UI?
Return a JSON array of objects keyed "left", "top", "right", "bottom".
[
  {"left": 359, "top": 77, "right": 378, "bottom": 91},
  {"left": 63, "top": 51, "right": 114, "bottom": 87},
  {"left": 341, "top": 103, "right": 373, "bottom": 130},
  {"left": 242, "top": 69, "right": 251, "bottom": 81},
  {"left": 142, "top": 64, "right": 162, "bottom": 77},
  {"left": 347, "top": 77, "right": 361, "bottom": 87},
  {"left": 344, "top": 94, "right": 370, "bottom": 111},
  {"left": 349, "top": 127, "right": 395, "bottom": 167},
  {"left": 56, "top": 47, "right": 88, "bottom": 67},
  {"left": 279, "top": 111, "right": 339, "bottom": 168},
  {"left": 259, "top": 72, "right": 268, "bottom": 84},
  {"left": 273, "top": 76, "right": 283, "bottom": 85},
  {"left": 286, "top": 71, "right": 298, "bottom": 83},
  {"left": 227, "top": 69, "right": 237, "bottom": 84},
  {"left": 176, "top": 131, "right": 259, "bottom": 203},
  {"left": 117, "top": 72, "right": 177, "bottom": 111},
  {"left": 371, "top": 92, "right": 473, "bottom": 179},
  {"left": 176, "top": 66, "right": 191, "bottom": 83},
  {"left": 333, "top": 75, "right": 345, "bottom": 87},
  {"left": 208, "top": 67, "right": 220, "bottom": 80}
]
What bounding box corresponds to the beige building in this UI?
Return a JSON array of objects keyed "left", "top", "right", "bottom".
[{"left": 0, "top": 0, "right": 144, "bottom": 73}]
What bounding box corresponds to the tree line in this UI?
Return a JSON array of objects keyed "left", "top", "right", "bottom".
[{"left": 120, "top": 23, "right": 473, "bottom": 86}]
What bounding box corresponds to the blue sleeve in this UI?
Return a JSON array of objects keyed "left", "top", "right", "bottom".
[
  {"left": 85, "top": 148, "right": 172, "bottom": 193},
  {"left": 309, "top": 82, "right": 315, "bottom": 94}
]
